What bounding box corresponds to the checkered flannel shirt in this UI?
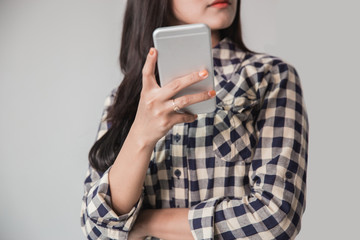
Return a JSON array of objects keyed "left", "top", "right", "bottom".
[{"left": 81, "top": 38, "right": 308, "bottom": 240}]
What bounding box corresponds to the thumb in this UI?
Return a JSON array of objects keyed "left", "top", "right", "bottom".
[{"left": 141, "top": 48, "right": 158, "bottom": 90}]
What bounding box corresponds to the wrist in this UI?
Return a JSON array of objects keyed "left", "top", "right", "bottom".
[
  {"left": 135, "top": 209, "right": 193, "bottom": 240},
  {"left": 127, "top": 126, "right": 157, "bottom": 152},
  {"left": 133, "top": 210, "right": 153, "bottom": 237}
]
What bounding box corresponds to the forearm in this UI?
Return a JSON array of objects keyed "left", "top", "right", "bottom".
[
  {"left": 135, "top": 208, "right": 194, "bottom": 240},
  {"left": 108, "top": 48, "right": 207, "bottom": 217},
  {"left": 108, "top": 126, "right": 155, "bottom": 215}
]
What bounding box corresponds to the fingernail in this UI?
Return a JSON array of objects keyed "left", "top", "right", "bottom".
[
  {"left": 199, "top": 70, "right": 208, "bottom": 78},
  {"left": 208, "top": 90, "right": 216, "bottom": 97},
  {"left": 149, "top": 48, "right": 155, "bottom": 56}
]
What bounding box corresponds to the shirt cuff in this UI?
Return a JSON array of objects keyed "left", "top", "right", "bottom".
[
  {"left": 188, "top": 197, "right": 220, "bottom": 240},
  {"left": 85, "top": 168, "right": 144, "bottom": 232}
]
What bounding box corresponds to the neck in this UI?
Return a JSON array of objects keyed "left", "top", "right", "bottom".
[{"left": 211, "top": 30, "right": 220, "bottom": 47}]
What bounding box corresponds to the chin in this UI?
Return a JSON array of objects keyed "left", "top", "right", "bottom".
[{"left": 205, "top": 19, "right": 234, "bottom": 30}]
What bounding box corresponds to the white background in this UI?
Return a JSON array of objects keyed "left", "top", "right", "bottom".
[{"left": 1, "top": 0, "right": 359, "bottom": 239}]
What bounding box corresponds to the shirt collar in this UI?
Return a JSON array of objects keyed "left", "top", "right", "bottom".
[{"left": 212, "top": 38, "right": 246, "bottom": 80}]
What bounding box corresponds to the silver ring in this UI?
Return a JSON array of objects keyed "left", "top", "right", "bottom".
[{"left": 172, "top": 99, "right": 182, "bottom": 113}]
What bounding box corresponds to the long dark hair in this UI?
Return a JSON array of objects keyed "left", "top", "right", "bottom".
[{"left": 89, "top": 0, "right": 250, "bottom": 173}]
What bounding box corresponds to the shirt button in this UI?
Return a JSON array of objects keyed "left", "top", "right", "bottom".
[
  {"left": 174, "top": 133, "right": 181, "bottom": 142},
  {"left": 286, "top": 171, "right": 293, "bottom": 179},
  {"left": 174, "top": 169, "right": 182, "bottom": 179}
]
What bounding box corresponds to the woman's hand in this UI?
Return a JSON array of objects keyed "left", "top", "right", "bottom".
[
  {"left": 108, "top": 48, "right": 215, "bottom": 215},
  {"left": 130, "top": 48, "right": 216, "bottom": 147}
]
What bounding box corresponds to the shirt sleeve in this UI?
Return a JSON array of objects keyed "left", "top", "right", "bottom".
[
  {"left": 188, "top": 62, "right": 308, "bottom": 239},
  {"left": 80, "top": 91, "right": 144, "bottom": 240}
]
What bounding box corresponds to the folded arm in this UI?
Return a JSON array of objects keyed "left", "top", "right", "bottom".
[{"left": 188, "top": 62, "right": 308, "bottom": 239}]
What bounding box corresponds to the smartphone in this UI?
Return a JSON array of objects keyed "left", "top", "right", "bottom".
[{"left": 153, "top": 23, "right": 216, "bottom": 114}]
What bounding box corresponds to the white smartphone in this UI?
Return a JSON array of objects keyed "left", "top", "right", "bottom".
[{"left": 153, "top": 23, "right": 216, "bottom": 114}]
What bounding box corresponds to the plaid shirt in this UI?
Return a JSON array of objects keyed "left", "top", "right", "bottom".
[{"left": 81, "top": 38, "right": 308, "bottom": 240}]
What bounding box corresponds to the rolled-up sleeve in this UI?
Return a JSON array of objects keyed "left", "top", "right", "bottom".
[
  {"left": 80, "top": 166, "right": 144, "bottom": 239},
  {"left": 188, "top": 62, "right": 308, "bottom": 239},
  {"left": 80, "top": 90, "right": 144, "bottom": 239}
]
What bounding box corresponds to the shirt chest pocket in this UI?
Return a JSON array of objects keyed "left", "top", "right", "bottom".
[{"left": 213, "top": 100, "right": 257, "bottom": 162}]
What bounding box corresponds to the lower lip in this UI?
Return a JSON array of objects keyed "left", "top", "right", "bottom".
[{"left": 211, "top": 2, "right": 229, "bottom": 9}]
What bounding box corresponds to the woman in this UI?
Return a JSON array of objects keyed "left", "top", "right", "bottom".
[{"left": 80, "top": 0, "right": 308, "bottom": 239}]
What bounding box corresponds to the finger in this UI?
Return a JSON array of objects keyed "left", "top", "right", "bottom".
[
  {"left": 141, "top": 48, "right": 158, "bottom": 90},
  {"left": 172, "top": 112, "right": 198, "bottom": 125},
  {"left": 171, "top": 90, "right": 216, "bottom": 110},
  {"left": 161, "top": 70, "right": 209, "bottom": 100}
]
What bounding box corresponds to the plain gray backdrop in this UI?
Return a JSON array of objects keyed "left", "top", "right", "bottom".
[{"left": 1, "top": 0, "right": 359, "bottom": 239}]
